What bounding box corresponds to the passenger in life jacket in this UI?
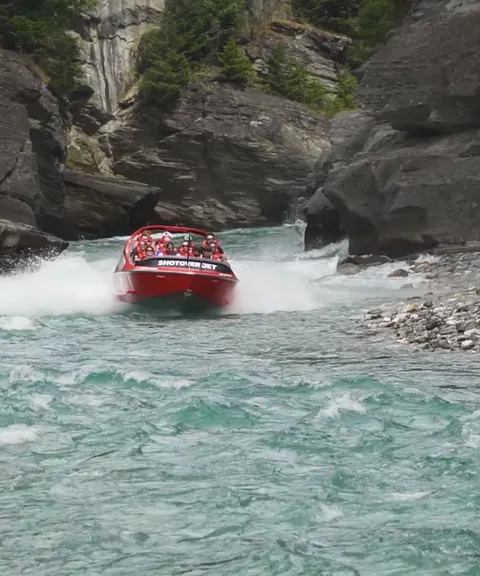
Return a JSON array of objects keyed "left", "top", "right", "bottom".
[
  {"left": 202, "top": 233, "right": 216, "bottom": 249},
  {"left": 132, "top": 240, "right": 148, "bottom": 263},
  {"left": 143, "top": 245, "right": 155, "bottom": 259},
  {"left": 193, "top": 245, "right": 203, "bottom": 258},
  {"left": 202, "top": 233, "right": 224, "bottom": 256},
  {"left": 209, "top": 241, "right": 227, "bottom": 262},
  {"left": 178, "top": 241, "right": 193, "bottom": 257},
  {"left": 201, "top": 246, "right": 213, "bottom": 259},
  {"left": 183, "top": 234, "right": 197, "bottom": 252},
  {"left": 208, "top": 242, "right": 221, "bottom": 260},
  {"left": 163, "top": 242, "right": 177, "bottom": 256},
  {"left": 137, "top": 230, "right": 153, "bottom": 246},
  {"left": 155, "top": 232, "right": 172, "bottom": 253}
]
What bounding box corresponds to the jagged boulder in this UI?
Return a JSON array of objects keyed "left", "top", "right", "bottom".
[
  {"left": 97, "top": 84, "right": 330, "bottom": 229},
  {"left": 304, "top": 110, "right": 375, "bottom": 249},
  {"left": 64, "top": 169, "right": 164, "bottom": 238},
  {"left": 325, "top": 130, "right": 480, "bottom": 256},
  {"left": 305, "top": 0, "right": 480, "bottom": 257},
  {"left": 0, "top": 50, "right": 70, "bottom": 269},
  {"left": 304, "top": 190, "right": 344, "bottom": 250},
  {"left": 357, "top": 0, "right": 480, "bottom": 133},
  {"left": 0, "top": 219, "right": 67, "bottom": 274}
]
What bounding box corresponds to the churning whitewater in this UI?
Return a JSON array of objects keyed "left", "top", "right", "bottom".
[
  {"left": 0, "top": 226, "right": 424, "bottom": 318},
  {"left": 1, "top": 226, "right": 479, "bottom": 576}
]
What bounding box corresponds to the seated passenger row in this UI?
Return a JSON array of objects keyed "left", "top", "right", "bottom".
[{"left": 132, "top": 231, "right": 227, "bottom": 263}]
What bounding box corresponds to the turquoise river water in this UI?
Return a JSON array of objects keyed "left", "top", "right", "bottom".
[{"left": 1, "top": 226, "right": 480, "bottom": 575}]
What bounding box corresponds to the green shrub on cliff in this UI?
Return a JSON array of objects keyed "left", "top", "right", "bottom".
[
  {"left": 325, "top": 67, "right": 357, "bottom": 114},
  {"left": 351, "top": 0, "right": 411, "bottom": 61},
  {"left": 266, "top": 43, "right": 327, "bottom": 112},
  {"left": 138, "top": 0, "right": 243, "bottom": 106},
  {"left": 0, "top": 0, "right": 98, "bottom": 99},
  {"left": 218, "top": 39, "right": 255, "bottom": 87},
  {"left": 291, "top": 0, "right": 412, "bottom": 62},
  {"left": 291, "top": 0, "right": 362, "bottom": 35},
  {"left": 141, "top": 52, "right": 191, "bottom": 110},
  {"left": 138, "top": 0, "right": 359, "bottom": 115}
]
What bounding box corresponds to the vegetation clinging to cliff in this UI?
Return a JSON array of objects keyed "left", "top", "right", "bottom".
[
  {"left": 292, "top": 0, "right": 412, "bottom": 61},
  {"left": 138, "top": 0, "right": 356, "bottom": 117},
  {"left": 218, "top": 39, "right": 256, "bottom": 87},
  {"left": 137, "top": 0, "right": 244, "bottom": 107},
  {"left": 265, "top": 43, "right": 327, "bottom": 112},
  {"left": 0, "top": 0, "right": 97, "bottom": 99}
]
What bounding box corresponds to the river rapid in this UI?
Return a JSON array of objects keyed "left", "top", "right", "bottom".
[{"left": 1, "top": 225, "right": 479, "bottom": 576}]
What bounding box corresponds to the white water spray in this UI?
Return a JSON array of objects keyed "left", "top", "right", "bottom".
[
  {"left": 0, "top": 234, "right": 427, "bottom": 319},
  {"left": 0, "top": 254, "right": 120, "bottom": 317},
  {"left": 228, "top": 241, "right": 427, "bottom": 314}
]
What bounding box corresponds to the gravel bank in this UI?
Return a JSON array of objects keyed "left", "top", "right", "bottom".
[{"left": 361, "top": 251, "right": 480, "bottom": 352}]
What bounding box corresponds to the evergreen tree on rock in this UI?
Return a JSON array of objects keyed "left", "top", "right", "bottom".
[{"left": 218, "top": 39, "right": 255, "bottom": 87}]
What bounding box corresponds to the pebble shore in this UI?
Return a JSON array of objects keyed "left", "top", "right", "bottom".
[{"left": 361, "top": 251, "right": 480, "bottom": 352}]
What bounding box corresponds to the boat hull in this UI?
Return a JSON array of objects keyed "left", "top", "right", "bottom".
[{"left": 113, "top": 268, "right": 237, "bottom": 311}]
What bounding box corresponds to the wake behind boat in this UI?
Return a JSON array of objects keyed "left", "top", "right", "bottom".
[{"left": 113, "top": 226, "right": 238, "bottom": 312}]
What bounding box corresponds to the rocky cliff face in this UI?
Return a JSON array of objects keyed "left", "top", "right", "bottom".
[
  {"left": 0, "top": 50, "right": 68, "bottom": 270},
  {"left": 305, "top": 0, "right": 480, "bottom": 257},
  {"left": 93, "top": 84, "right": 329, "bottom": 229},
  {"left": 65, "top": 1, "right": 347, "bottom": 236},
  {"left": 72, "top": 0, "right": 165, "bottom": 134},
  {"left": 246, "top": 20, "right": 351, "bottom": 94}
]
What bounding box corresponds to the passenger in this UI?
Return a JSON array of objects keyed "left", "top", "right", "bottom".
[
  {"left": 163, "top": 242, "right": 177, "bottom": 256},
  {"left": 202, "top": 233, "right": 215, "bottom": 248},
  {"left": 160, "top": 231, "right": 172, "bottom": 244},
  {"left": 184, "top": 233, "right": 197, "bottom": 252},
  {"left": 155, "top": 231, "right": 172, "bottom": 253},
  {"left": 193, "top": 245, "right": 203, "bottom": 258},
  {"left": 143, "top": 245, "right": 155, "bottom": 259},
  {"left": 178, "top": 241, "right": 193, "bottom": 257},
  {"left": 202, "top": 233, "right": 224, "bottom": 256},
  {"left": 137, "top": 230, "right": 153, "bottom": 246},
  {"left": 209, "top": 241, "right": 227, "bottom": 262},
  {"left": 132, "top": 240, "right": 148, "bottom": 263},
  {"left": 201, "top": 246, "right": 213, "bottom": 259}
]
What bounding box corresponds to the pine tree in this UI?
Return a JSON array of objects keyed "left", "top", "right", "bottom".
[
  {"left": 140, "top": 52, "right": 190, "bottom": 110},
  {"left": 0, "top": 0, "right": 99, "bottom": 98},
  {"left": 218, "top": 39, "right": 255, "bottom": 87},
  {"left": 266, "top": 43, "right": 327, "bottom": 112}
]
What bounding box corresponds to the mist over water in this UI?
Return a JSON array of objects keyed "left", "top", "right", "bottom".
[{"left": 2, "top": 226, "right": 478, "bottom": 576}]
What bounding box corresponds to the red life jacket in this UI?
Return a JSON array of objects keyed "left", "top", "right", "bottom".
[
  {"left": 202, "top": 239, "right": 219, "bottom": 249},
  {"left": 178, "top": 247, "right": 192, "bottom": 257}
]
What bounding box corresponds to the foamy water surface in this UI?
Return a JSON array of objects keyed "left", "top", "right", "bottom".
[{"left": 1, "top": 225, "right": 479, "bottom": 575}]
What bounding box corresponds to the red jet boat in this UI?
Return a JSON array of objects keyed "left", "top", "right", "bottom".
[{"left": 113, "top": 225, "right": 238, "bottom": 311}]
